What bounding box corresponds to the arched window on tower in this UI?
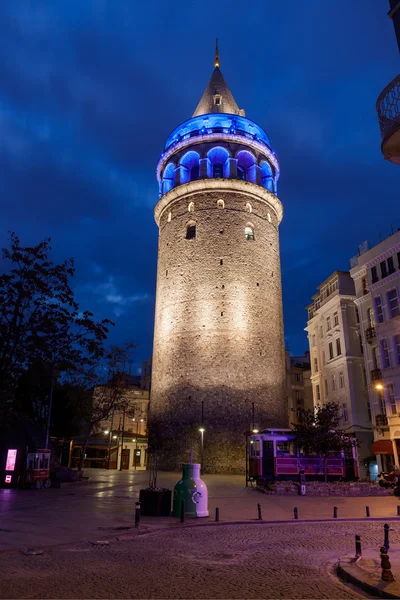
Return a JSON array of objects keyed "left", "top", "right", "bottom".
[
  {"left": 188, "top": 201, "right": 194, "bottom": 212},
  {"left": 180, "top": 151, "right": 200, "bottom": 184},
  {"left": 217, "top": 199, "right": 225, "bottom": 209},
  {"left": 162, "top": 162, "right": 175, "bottom": 194},
  {"left": 245, "top": 203, "right": 252, "bottom": 213},
  {"left": 245, "top": 224, "right": 255, "bottom": 241},
  {"left": 237, "top": 151, "right": 256, "bottom": 183},
  {"left": 260, "top": 161, "right": 274, "bottom": 192},
  {"left": 207, "top": 147, "right": 230, "bottom": 179},
  {"left": 186, "top": 221, "right": 196, "bottom": 240},
  {"left": 167, "top": 211, "right": 172, "bottom": 222}
]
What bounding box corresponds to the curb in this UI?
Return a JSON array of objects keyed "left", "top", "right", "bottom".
[{"left": 337, "top": 561, "right": 400, "bottom": 599}]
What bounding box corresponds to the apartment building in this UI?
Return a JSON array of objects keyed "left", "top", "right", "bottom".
[
  {"left": 306, "top": 271, "right": 373, "bottom": 478},
  {"left": 285, "top": 351, "right": 313, "bottom": 426},
  {"left": 350, "top": 231, "right": 400, "bottom": 473}
]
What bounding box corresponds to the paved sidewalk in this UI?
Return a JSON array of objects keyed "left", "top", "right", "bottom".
[{"left": 339, "top": 543, "right": 400, "bottom": 598}]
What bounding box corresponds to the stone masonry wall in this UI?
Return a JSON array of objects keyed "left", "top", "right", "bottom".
[{"left": 150, "top": 177, "right": 287, "bottom": 474}]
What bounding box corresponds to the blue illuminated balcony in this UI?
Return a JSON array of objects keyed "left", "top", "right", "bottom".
[{"left": 376, "top": 74, "right": 400, "bottom": 165}]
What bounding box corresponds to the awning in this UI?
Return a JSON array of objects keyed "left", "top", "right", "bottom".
[{"left": 371, "top": 440, "right": 400, "bottom": 455}]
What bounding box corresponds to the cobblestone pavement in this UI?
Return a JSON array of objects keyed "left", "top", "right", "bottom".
[{"left": 2, "top": 521, "right": 400, "bottom": 599}]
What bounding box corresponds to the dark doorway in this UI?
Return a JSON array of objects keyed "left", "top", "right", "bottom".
[
  {"left": 262, "top": 440, "right": 274, "bottom": 479},
  {"left": 121, "top": 449, "right": 130, "bottom": 470}
]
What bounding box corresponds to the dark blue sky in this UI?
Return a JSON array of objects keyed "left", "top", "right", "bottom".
[{"left": 1, "top": 1, "right": 399, "bottom": 370}]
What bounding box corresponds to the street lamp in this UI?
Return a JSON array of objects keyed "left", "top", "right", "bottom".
[
  {"left": 199, "top": 427, "right": 205, "bottom": 448},
  {"left": 375, "top": 383, "right": 384, "bottom": 390}
]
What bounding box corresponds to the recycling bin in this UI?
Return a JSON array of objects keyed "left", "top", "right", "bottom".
[{"left": 172, "top": 462, "right": 209, "bottom": 518}]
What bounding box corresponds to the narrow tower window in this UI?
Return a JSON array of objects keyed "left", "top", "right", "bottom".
[
  {"left": 214, "top": 94, "right": 221, "bottom": 106},
  {"left": 186, "top": 223, "right": 196, "bottom": 239},
  {"left": 267, "top": 212, "right": 271, "bottom": 223},
  {"left": 217, "top": 199, "right": 225, "bottom": 209},
  {"left": 167, "top": 211, "right": 172, "bottom": 222},
  {"left": 245, "top": 225, "right": 255, "bottom": 241},
  {"left": 213, "top": 163, "right": 223, "bottom": 178},
  {"left": 245, "top": 202, "right": 252, "bottom": 213},
  {"left": 188, "top": 201, "right": 194, "bottom": 212}
]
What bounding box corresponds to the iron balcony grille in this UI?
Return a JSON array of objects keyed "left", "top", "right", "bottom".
[
  {"left": 375, "top": 414, "right": 388, "bottom": 427},
  {"left": 370, "top": 368, "right": 382, "bottom": 382},
  {"left": 366, "top": 326, "right": 376, "bottom": 344},
  {"left": 376, "top": 74, "right": 400, "bottom": 141}
]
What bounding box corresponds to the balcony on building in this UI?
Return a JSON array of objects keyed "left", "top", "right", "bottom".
[
  {"left": 365, "top": 326, "right": 377, "bottom": 344},
  {"left": 376, "top": 73, "right": 400, "bottom": 165},
  {"left": 375, "top": 414, "right": 389, "bottom": 427},
  {"left": 370, "top": 368, "right": 382, "bottom": 383}
]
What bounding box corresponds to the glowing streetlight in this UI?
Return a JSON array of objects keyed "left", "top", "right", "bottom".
[
  {"left": 112, "top": 435, "right": 117, "bottom": 439},
  {"left": 199, "top": 427, "right": 205, "bottom": 448},
  {"left": 375, "top": 383, "right": 384, "bottom": 390},
  {"left": 252, "top": 429, "right": 259, "bottom": 434},
  {"left": 104, "top": 430, "right": 109, "bottom": 435}
]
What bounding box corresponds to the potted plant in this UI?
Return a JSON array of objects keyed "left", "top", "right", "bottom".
[{"left": 139, "top": 453, "right": 172, "bottom": 516}]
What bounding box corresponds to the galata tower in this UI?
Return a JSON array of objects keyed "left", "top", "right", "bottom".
[{"left": 150, "top": 42, "right": 287, "bottom": 473}]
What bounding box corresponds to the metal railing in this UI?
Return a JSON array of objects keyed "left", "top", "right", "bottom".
[
  {"left": 366, "top": 327, "right": 377, "bottom": 344},
  {"left": 371, "top": 368, "right": 382, "bottom": 382},
  {"left": 375, "top": 414, "right": 388, "bottom": 427},
  {"left": 376, "top": 74, "right": 400, "bottom": 141}
]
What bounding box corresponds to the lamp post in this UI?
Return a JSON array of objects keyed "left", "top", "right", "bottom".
[
  {"left": 199, "top": 400, "right": 205, "bottom": 458},
  {"left": 119, "top": 407, "right": 126, "bottom": 472}
]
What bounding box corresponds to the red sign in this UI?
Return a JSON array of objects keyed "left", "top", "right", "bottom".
[
  {"left": 5, "top": 475, "right": 12, "bottom": 483},
  {"left": 5, "top": 449, "right": 17, "bottom": 471}
]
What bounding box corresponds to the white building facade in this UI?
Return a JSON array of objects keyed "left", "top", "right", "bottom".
[
  {"left": 306, "top": 271, "right": 373, "bottom": 478},
  {"left": 350, "top": 231, "right": 400, "bottom": 473}
]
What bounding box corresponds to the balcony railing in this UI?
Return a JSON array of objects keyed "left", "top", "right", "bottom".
[
  {"left": 370, "top": 368, "right": 382, "bottom": 383},
  {"left": 375, "top": 414, "right": 388, "bottom": 427},
  {"left": 376, "top": 74, "right": 400, "bottom": 163},
  {"left": 365, "top": 326, "right": 376, "bottom": 344}
]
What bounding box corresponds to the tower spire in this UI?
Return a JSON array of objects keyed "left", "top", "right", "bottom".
[{"left": 214, "top": 38, "right": 220, "bottom": 68}]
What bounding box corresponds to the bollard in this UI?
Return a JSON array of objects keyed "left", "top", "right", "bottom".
[
  {"left": 366, "top": 506, "right": 370, "bottom": 518},
  {"left": 381, "top": 546, "right": 395, "bottom": 582},
  {"left": 397, "top": 506, "right": 400, "bottom": 517},
  {"left": 355, "top": 535, "right": 362, "bottom": 559},
  {"left": 215, "top": 507, "right": 219, "bottom": 522},
  {"left": 293, "top": 507, "right": 298, "bottom": 520},
  {"left": 384, "top": 523, "right": 390, "bottom": 551},
  {"left": 180, "top": 499, "right": 185, "bottom": 523},
  {"left": 333, "top": 506, "right": 338, "bottom": 519},
  {"left": 135, "top": 501, "right": 140, "bottom": 528},
  {"left": 257, "top": 503, "right": 262, "bottom": 520}
]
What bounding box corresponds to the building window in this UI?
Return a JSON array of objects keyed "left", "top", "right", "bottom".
[
  {"left": 329, "top": 342, "right": 334, "bottom": 360},
  {"left": 190, "top": 165, "right": 199, "bottom": 181},
  {"left": 214, "top": 94, "right": 221, "bottom": 105},
  {"left": 371, "top": 266, "right": 378, "bottom": 283},
  {"left": 339, "top": 372, "right": 345, "bottom": 388},
  {"left": 388, "top": 256, "right": 395, "bottom": 274},
  {"left": 381, "top": 338, "right": 391, "bottom": 369},
  {"left": 336, "top": 338, "right": 341, "bottom": 356},
  {"left": 245, "top": 226, "right": 255, "bottom": 241},
  {"left": 316, "top": 385, "right": 320, "bottom": 401},
  {"left": 362, "top": 277, "right": 368, "bottom": 295},
  {"left": 295, "top": 390, "right": 301, "bottom": 401},
  {"left": 395, "top": 334, "right": 400, "bottom": 365},
  {"left": 367, "top": 307, "right": 374, "bottom": 327},
  {"left": 295, "top": 373, "right": 301, "bottom": 383},
  {"left": 267, "top": 213, "right": 272, "bottom": 223},
  {"left": 167, "top": 211, "right": 172, "bottom": 222},
  {"left": 324, "top": 379, "right": 328, "bottom": 396},
  {"left": 375, "top": 296, "right": 384, "bottom": 323},
  {"left": 327, "top": 317, "right": 331, "bottom": 331},
  {"left": 237, "top": 166, "right": 246, "bottom": 180},
  {"left": 381, "top": 261, "right": 388, "bottom": 279},
  {"left": 334, "top": 312, "right": 339, "bottom": 326},
  {"left": 342, "top": 403, "right": 348, "bottom": 422},
  {"left": 322, "top": 351, "right": 325, "bottom": 365},
  {"left": 387, "top": 289, "right": 400, "bottom": 319},
  {"left": 213, "top": 163, "right": 223, "bottom": 178},
  {"left": 312, "top": 334, "right": 316, "bottom": 347},
  {"left": 319, "top": 326, "right": 323, "bottom": 338},
  {"left": 332, "top": 374, "right": 336, "bottom": 391},
  {"left": 245, "top": 202, "right": 252, "bottom": 213},
  {"left": 355, "top": 307, "right": 360, "bottom": 324},
  {"left": 388, "top": 384, "right": 397, "bottom": 415},
  {"left": 186, "top": 224, "right": 196, "bottom": 240},
  {"left": 188, "top": 201, "right": 194, "bottom": 212},
  {"left": 217, "top": 199, "right": 225, "bottom": 209},
  {"left": 372, "top": 345, "right": 379, "bottom": 370},
  {"left": 314, "top": 357, "right": 318, "bottom": 372}
]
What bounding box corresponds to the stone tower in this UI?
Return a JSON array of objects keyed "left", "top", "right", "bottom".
[{"left": 150, "top": 43, "right": 287, "bottom": 473}]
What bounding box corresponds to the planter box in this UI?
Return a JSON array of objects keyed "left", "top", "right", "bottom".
[{"left": 139, "top": 488, "right": 172, "bottom": 516}]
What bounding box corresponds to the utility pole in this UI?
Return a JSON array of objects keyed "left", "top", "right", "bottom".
[
  {"left": 44, "top": 362, "right": 55, "bottom": 449},
  {"left": 119, "top": 407, "right": 126, "bottom": 471}
]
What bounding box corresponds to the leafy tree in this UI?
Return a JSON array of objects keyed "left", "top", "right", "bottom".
[
  {"left": 69, "top": 342, "right": 136, "bottom": 470},
  {"left": 292, "top": 402, "right": 360, "bottom": 482},
  {"left": 0, "top": 232, "right": 113, "bottom": 427}
]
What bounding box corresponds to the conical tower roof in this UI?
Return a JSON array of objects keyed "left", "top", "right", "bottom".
[{"left": 192, "top": 40, "right": 244, "bottom": 117}]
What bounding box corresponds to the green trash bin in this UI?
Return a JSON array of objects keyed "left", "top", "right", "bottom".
[{"left": 172, "top": 463, "right": 209, "bottom": 518}]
